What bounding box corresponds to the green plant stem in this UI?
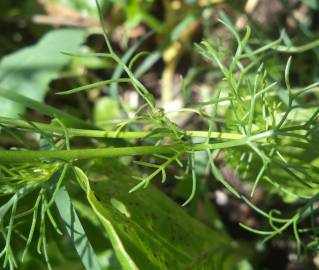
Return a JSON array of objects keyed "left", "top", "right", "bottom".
[
  {"left": 0, "top": 130, "right": 275, "bottom": 163},
  {"left": 276, "top": 38, "right": 319, "bottom": 53},
  {"left": 0, "top": 117, "right": 244, "bottom": 140},
  {"left": 0, "top": 144, "right": 187, "bottom": 163}
]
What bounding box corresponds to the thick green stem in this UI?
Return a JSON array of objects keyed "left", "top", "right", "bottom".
[
  {"left": 0, "top": 130, "right": 274, "bottom": 163},
  {"left": 0, "top": 117, "right": 244, "bottom": 140},
  {"left": 0, "top": 144, "right": 188, "bottom": 163}
]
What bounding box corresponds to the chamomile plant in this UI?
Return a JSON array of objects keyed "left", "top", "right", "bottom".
[{"left": 1, "top": 1, "right": 319, "bottom": 269}]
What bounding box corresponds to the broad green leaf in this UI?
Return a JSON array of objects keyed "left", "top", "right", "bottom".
[
  {"left": 74, "top": 159, "right": 244, "bottom": 270},
  {"left": 301, "top": 0, "right": 319, "bottom": 9},
  {"left": 55, "top": 186, "right": 103, "bottom": 270},
  {"left": 93, "top": 97, "right": 120, "bottom": 129},
  {"left": 0, "top": 88, "right": 95, "bottom": 128},
  {"left": 0, "top": 28, "right": 85, "bottom": 118}
]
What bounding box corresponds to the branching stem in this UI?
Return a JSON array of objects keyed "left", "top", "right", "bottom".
[
  {"left": 0, "top": 130, "right": 276, "bottom": 163},
  {"left": 0, "top": 116, "right": 244, "bottom": 140}
]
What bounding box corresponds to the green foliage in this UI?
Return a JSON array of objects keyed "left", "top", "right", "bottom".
[
  {"left": 194, "top": 17, "right": 319, "bottom": 256},
  {"left": 74, "top": 159, "right": 243, "bottom": 270},
  {"left": 48, "top": 0, "right": 103, "bottom": 17},
  {"left": 0, "top": 29, "right": 85, "bottom": 118},
  {"left": 1, "top": 1, "right": 319, "bottom": 269},
  {"left": 93, "top": 97, "right": 120, "bottom": 128},
  {"left": 54, "top": 186, "right": 103, "bottom": 270},
  {"left": 301, "top": 0, "right": 319, "bottom": 10}
]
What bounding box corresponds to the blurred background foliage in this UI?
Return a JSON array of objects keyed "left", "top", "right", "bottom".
[{"left": 1, "top": 0, "right": 319, "bottom": 269}]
